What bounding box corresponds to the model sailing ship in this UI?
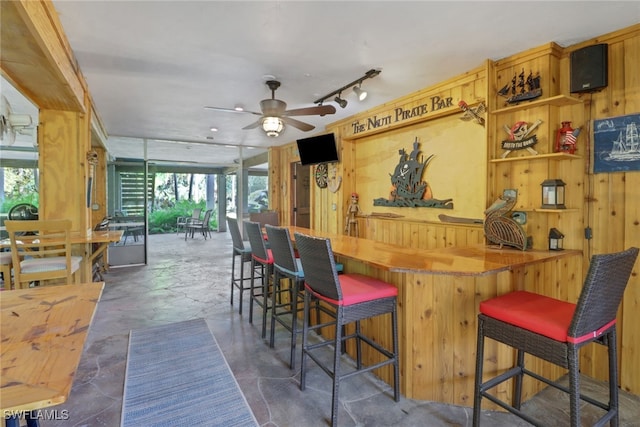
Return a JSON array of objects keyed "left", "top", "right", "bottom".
[
  {"left": 498, "top": 69, "right": 542, "bottom": 104},
  {"left": 605, "top": 122, "right": 640, "bottom": 161}
]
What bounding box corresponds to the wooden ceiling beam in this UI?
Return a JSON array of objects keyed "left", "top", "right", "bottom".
[{"left": 1, "top": 0, "right": 86, "bottom": 112}]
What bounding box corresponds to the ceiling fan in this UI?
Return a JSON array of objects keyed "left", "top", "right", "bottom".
[{"left": 205, "top": 80, "right": 336, "bottom": 137}]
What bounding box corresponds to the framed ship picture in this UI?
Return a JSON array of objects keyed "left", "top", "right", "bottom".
[{"left": 593, "top": 113, "right": 640, "bottom": 173}]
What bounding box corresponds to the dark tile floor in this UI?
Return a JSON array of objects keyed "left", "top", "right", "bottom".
[{"left": 37, "top": 232, "right": 639, "bottom": 426}]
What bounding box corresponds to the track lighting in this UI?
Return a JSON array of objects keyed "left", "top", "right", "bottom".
[
  {"left": 353, "top": 84, "right": 367, "bottom": 101},
  {"left": 314, "top": 68, "right": 381, "bottom": 107},
  {"left": 334, "top": 95, "right": 348, "bottom": 109}
]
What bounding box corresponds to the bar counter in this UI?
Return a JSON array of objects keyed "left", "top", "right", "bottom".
[{"left": 287, "top": 226, "right": 583, "bottom": 405}]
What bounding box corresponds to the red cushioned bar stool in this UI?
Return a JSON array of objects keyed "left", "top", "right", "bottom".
[
  {"left": 473, "top": 247, "right": 638, "bottom": 427},
  {"left": 294, "top": 232, "right": 400, "bottom": 427},
  {"left": 244, "top": 220, "right": 274, "bottom": 339}
]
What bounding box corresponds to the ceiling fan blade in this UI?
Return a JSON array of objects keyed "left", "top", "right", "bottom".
[
  {"left": 284, "top": 104, "right": 336, "bottom": 117},
  {"left": 260, "top": 99, "right": 287, "bottom": 117},
  {"left": 242, "top": 118, "right": 263, "bottom": 130},
  {"left": 282, "top": 116, "right": 315, "bottom": 132},
  {"left": 204, "top": 106, "right": 262, "bottom": 116}
]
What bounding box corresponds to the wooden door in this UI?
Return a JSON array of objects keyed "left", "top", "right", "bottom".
[{"left": 291, "top": 162, "right": 310, "bottom": 227}]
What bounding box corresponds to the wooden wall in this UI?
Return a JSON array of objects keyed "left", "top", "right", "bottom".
[{"left": 271, "top": 24, "right": 640, "bottom": 397}]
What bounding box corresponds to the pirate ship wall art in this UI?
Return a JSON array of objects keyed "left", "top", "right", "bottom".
[
  {"left": 498, "top": 69, "right": 542, "bottom": 105},
  {"left": 373, "top": 138, "right": 453, "bottom": 208}
]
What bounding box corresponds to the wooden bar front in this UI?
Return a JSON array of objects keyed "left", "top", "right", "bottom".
[{"left": 288, "top": 226, "right": 582, "bottom": 405}]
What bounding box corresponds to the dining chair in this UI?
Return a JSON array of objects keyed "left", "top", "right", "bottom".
[
  {"left": 472, "top": 247, "right": 639, "bottom": 427},
  {"left": 185, "top": 209, "right": 213, "bottom": 240},
  {"left": 5, "top": 219, "right": 83, "bottom": 289},
  {"left": 244, "top": 220, "right": 274, "bottom": 339},
  {"left": 0, "top": 251, "right": 12, "bottom": 289},
  {"left": 294, "top": 232, "right": 400, "bottom": 427},
  {"left": 227, "top": 217, "right": 252, "bottom": 315}
]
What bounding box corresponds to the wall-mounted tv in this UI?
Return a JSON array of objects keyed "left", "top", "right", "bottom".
[{"left": 296, "top": 133, "right": 339, "bottom": 166}]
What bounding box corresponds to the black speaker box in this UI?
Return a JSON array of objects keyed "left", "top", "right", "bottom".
[{"left": 570, "top": 43, "right": 608, "bottom": 93}]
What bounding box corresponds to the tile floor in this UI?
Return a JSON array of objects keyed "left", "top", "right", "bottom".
[{"left": 32, "top": 231, "right": 640, "bottom": 426}]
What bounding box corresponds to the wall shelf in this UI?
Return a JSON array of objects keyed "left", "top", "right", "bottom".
[
  {"left": 490, "top": 152, "right": 582, "bottom": 163},
  {"left": 491, "top": 94, "right": 583, "bottom": 115},
  {"left": 513, "top": 207, "right": 579, "bottom": 213}
]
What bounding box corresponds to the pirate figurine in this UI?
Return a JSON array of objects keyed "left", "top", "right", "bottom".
[{"left": 345, "top": 192, "right": 361, "bottom": 237}]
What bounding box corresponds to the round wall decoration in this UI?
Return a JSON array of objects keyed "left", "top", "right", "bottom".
[{"left": 315, "top": 163, "right": 328, "bottom": 188}]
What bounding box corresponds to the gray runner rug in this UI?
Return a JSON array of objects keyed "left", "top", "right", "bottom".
[{"left": 121, "top": 318, "right": 258, "bottom": 427}]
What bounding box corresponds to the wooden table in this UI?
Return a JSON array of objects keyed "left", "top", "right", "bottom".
[
  {"left": 0, "top": 283, "right": 104, "bottom": 423},
  {"left": 286, "top": 226, "right": 583, "bottom": 405},
  {"left": 1, "top": 230, "right": 123, "bottom": 283}
]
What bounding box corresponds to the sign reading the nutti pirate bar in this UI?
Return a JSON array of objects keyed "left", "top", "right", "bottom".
[{"left": 351, "top": 95, "right": 454, "bottom": 135}]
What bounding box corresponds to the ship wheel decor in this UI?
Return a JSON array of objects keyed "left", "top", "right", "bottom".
[
  {"left": 483, "top": 191, "right": 530, "bottom": 251},
  {"left": 373, "top": 138, "right": 453, "bottom": 209},
  {"left": 315, "top": 163, "right": 328, "bottom": 188}
]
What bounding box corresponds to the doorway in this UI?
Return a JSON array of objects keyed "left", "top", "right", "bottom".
[{"left": 291, "top": 162, "right": 310, "bottom": 227}]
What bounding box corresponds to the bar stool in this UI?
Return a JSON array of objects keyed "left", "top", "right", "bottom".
[
  {"left": 294, "top": 232, "right": 400, "bottom": 427},
  {"left": 473, "top": 247, "right": 638, "bottom": 427},
  {"left": 244, "top": 220, "right": 274, "bottom": 339},
  {"left": 227, "top": 217, "right": 252, "bottom": 315}
]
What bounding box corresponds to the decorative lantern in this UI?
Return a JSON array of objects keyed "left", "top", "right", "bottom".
[
  {"left": 555, "top": 121, "right": 578, "bottom": 154},
  {"left": 548, "top": 228, "right": 565, "bottom": 250},
  {"left": 541, "top": 179, "right": 566, "bottom": 209}
]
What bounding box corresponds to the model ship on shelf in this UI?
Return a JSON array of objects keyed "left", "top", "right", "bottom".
[
  {"left": 605, "top": 122, "right": 640, "bottom": 161},
  {"left": 498, "top": 69, "right": 542, "bottom": 104}
]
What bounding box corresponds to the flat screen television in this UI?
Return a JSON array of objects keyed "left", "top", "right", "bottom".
[{"left": 296, "top": 133, "right": 339, "bottom": 165}]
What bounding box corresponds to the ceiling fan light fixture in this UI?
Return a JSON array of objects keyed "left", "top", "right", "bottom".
[
  {"left": 353, "top": 84, "right": 367, "bottom": 101},
  {"left": 262, "top": 116, "right": 284, "bottom": 137},
  {"left": 334, "top": 95, "right": 348, "bottom": 109}
]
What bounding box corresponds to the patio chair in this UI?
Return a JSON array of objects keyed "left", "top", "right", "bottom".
[
  {"left": 177, "top": 207, "right": 202, "bottom": 235},
  {"left": 185, "top": 209, "right": 213, "bottom": 240}
]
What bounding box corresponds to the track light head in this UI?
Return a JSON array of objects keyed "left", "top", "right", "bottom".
[
  {"left": 334, "top": 95, "right": 348, "bottom": 109},
  {"left": 353, "top": 84, "right": 367, "bottom": 101}
]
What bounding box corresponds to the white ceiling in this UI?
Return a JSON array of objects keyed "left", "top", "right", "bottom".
[{"left": 3, "top": 1, "right": 639, "bottom": 168}]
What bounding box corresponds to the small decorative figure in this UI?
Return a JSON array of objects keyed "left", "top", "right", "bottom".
[
  {"left": 458, "top": 100, "right": 486, "bottom": 126},
  {"left": 483, "top": 192, "right": 529, "bottom": 251},
  {"left": 345, "top": 192, "right": 361, "bottom": 237}
]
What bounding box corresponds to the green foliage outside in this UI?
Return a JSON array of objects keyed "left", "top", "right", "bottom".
[
  {"left": 1, "top": 168, "right": 39, "bottom": 214},
  {"left": 147, "top": 199, "right": 216, "bottom": 234},
  {"left": 1, "top": 169, "right": 266, "bottom": 235}
]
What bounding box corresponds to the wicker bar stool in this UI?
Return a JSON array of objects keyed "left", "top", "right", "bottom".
[
  {"left": 265, "top": 225, "right": 346, "bottom": 370},
  {"left": 294, "top": 232, "right": 400, "bottom": 427},
  {"left": 473, "top": 247, "right": 638, "bottom": 427},
  {"left": 264, "top": 224, "right": 305, "bottom": 369},
  {"left": 227, "top": 217, "right": 252, "bottom": 315},
  {"left": 244, "top": 220, "right": 274, "bottom": 339}
]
